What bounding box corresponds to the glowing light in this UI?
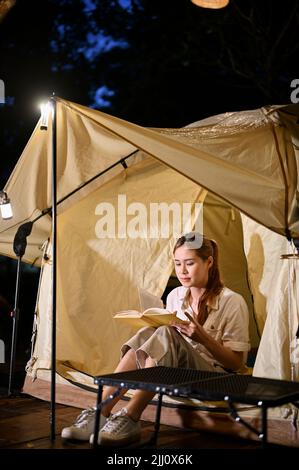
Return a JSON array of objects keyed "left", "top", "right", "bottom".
[
  {"left": 0, "top": 191, "right": 13, "bottom": 219},
  {"left": 40, "top": 101, "right": 53, "bottom": 130},
  {"left": 191, "top": 0, "right": 229, "bottom": 9}
]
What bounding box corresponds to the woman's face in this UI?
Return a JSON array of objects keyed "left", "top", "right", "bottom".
[{"left": 174, "top": 246, "right": 212, "bottom": 289}]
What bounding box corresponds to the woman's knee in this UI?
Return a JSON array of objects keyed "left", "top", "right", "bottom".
[
  {"left": 155, "top": 325, "right": 177, "bottom": 339},
  {"left": 141, "top": 326, "right": 156, "bottom": 333},
  {"left": 155, "top": 325, "right": 173, "bottom": 334}
]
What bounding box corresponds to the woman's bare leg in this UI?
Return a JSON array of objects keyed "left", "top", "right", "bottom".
[
  {"left": 101, "top": 352, "right": 157, "bottom": 421},
  {"left": 100, "top": 348, "right": 137, "bottom": 417},
  {"left": 122, "top": 356, "right": 156, "bottom": 421}
]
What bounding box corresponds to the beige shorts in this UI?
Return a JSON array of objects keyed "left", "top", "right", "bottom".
[{"left": 121, "top": 325, "right": 223, "bottom": 372}]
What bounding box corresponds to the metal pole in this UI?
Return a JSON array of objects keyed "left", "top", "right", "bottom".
[
  {"left": 50, "top": 95, "right": 57, "bottom": 441},
  {"left": 261, "top": 406, "right": 268, "bottom": 449},
  {"left": 93, "top": 385, "right": 103, "bottom": 449},
  {"left": 153, "top": 392, "right": 163, "bottom": 444},
  {"left": 281, "top": 250, "right": 299, "bottom": 381},
  {"left": 8, "top": 256, "right": 22, "bottom": 396}
]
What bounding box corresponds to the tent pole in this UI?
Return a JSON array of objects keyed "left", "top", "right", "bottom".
[
  {"left": 281, "top": 245, "right": 299, "bottom": 382},
  {"left": 8, "top": 256, "right": 21, "bottom": 396},
  {"left": 50, "top": 95, "right": 57, "bottom": 441},
  {"left": 8, "top": 221, "right": 33, "bottom": 396}
]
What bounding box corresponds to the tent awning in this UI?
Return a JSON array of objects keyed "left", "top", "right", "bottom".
[{"left": 0, "top": 98, "right": 298, "bottom": 263}]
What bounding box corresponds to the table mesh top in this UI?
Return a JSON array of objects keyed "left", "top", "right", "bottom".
[
  {"left": 95, "top": 366, "right": 299, "bottom": 405},
  {"left": 95, "top": 366, "right": 226, "bottom": 389},
  {"left": 188, "top": 373, "right": 299, "bottom": 404}
]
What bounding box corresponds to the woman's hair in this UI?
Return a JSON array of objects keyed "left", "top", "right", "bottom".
[{"left": 173, "top": 233, "right": 224, "bottom": 324}]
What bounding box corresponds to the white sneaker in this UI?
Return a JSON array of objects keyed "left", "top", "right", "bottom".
[
  {"left": 61, "top": 407, "right": 108, "bottom": 441},
  {"left": 90, "top": 407, "right": 141, "bottom": 446}
]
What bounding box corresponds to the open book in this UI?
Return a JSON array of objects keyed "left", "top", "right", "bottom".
[
  {"left": 113, "top": 307, "right": 187, "bottom": 329},
  {"left": 113, "top": 287, "right": 186, "bottom": 330}
]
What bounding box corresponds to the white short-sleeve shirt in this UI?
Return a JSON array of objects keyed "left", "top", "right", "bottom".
[{"left": 166, "top": 286, "right": 251, "bottom": 368}]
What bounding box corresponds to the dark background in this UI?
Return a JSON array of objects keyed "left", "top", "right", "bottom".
[{"left": 0, "top": 0, "right": 298, "bottom": 389}]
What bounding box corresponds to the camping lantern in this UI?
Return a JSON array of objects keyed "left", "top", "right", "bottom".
[
  {"left": 0, "top": 190, "right": 13, "bottom": 219},
  {"left": 191, "top": 0, "right": 229, "bottom": 8},
  {"left": 40, "top": 101, "right": 53, "bottom": 130}
]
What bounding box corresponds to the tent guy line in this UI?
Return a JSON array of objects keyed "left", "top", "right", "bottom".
[{"left": 0, "top": 149, "right": 139, "bottom": 236}]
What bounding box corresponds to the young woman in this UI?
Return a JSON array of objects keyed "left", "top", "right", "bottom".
[{"left": 62, "top": 233, "right": 250, "bottom": 446}]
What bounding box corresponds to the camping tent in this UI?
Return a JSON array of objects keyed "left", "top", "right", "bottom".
[{"left": 0, "top": 98, "right": 298, "bottom": 410}]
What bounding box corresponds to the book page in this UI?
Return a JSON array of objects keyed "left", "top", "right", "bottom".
[
  {"left": 114, "top": 308, "right": 186, "bottom": 329},
  {"left": 143, "top": 307, "right": 171, "bottom": 315},
  {"left": 143, "top": 308, "right": 187, "bottom": 327},
  {"left": 114, "top": 315, "right": 152, "bottom": 330},
  {"left": 138, "top": 287, "right": 164, "bottom": 311},
  {"left": 114, "top": 310, "right": 142, "bottom": 318}
]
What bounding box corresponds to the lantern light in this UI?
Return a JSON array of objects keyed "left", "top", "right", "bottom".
[
  {"left": 191, "top": 0, "right": 229, "bottom": 9},
  {"left": 0, "top": 190, "right": 13, "bottom": 219}
]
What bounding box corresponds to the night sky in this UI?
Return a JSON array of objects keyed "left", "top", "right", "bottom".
[
  {"left": 0, "top": 0, "right": 299, "bottom": 374},
  {"left": 1, "top": 0, "right": 299, "bottom": 187}
]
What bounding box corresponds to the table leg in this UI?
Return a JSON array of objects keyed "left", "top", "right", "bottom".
[
  {"left": 261, "top": 406, "right": 268, "bottom": 449},
  {"left": 92, "top": 384, "right": 103, "bottom": 449},
  {"left": 152, "top": 393, "right": 163, "bottom": 445}
]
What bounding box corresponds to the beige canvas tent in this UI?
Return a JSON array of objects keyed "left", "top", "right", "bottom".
[{"left": 0, "top": 98, "right": 298, "bottom": 445}]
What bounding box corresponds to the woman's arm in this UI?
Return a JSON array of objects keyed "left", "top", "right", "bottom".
[{"left": 173, "top": 313, "right": 244, "bottom": 371}]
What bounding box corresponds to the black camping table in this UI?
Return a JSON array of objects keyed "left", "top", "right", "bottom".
[{"left": 93, "top": 366, "right": 299, "bottom": 448}]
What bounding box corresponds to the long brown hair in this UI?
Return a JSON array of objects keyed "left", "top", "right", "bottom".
[{"left": 173, "top": 233, "right": 224, "bottom": 324}]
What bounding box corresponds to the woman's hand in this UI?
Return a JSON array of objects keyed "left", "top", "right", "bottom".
[
  {"left": 171, "top": 320, "right": 207, "bottom": 343},
  {"left": 172, "top": 311, "right": 244, "bottom": 371}
]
